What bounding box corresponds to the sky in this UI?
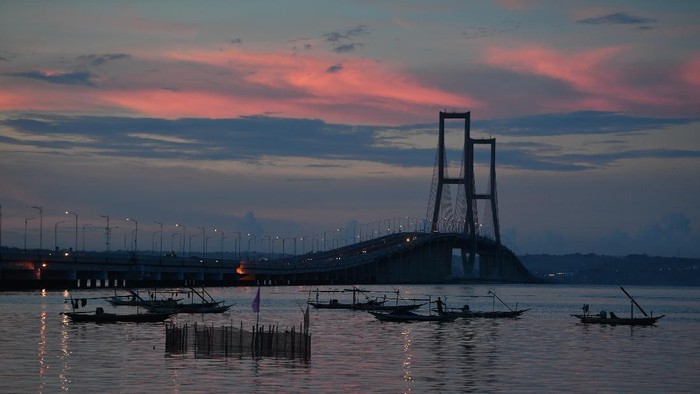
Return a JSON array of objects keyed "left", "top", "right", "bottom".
[{"left": 1, "top": 0, "right": 699, "bottom": 257}]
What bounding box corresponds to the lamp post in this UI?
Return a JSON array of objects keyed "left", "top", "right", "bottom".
[
  {"left": 65, "top": 211, "right": 78, "bottom": 252},
  {"left": 54, "top": 220, "right": 65, "bottom": 251},
  {"left": 100, "top": 215, "right": 110, "bottom": 252},
  {"left": 82, "top": 224, "right": 91, "bottom": 251},
  {"left": 126, "top": 218, "right": 138, "bottom": 254},
  {"left": 24, "top": 217, "right": 35, "bottom": 252},
  {"left": 232, "top": 232, "right": 241, "bottom": 260},
  {"left": 263, "top": 235, "right": 271, "bottom": 259},
  {"left": 188, "top": 234, "right": 199, "bottom": 256},
  {"left": 176, "top": 224, "right": 186, "bottom": 256},
  {"left": 171, "top": 232, "right": 179, "bottom": 253},
  {"left": 30, "top": 205, "right": 43, "bottom": 251},
  {"left": 198, "top": 227, "right": 205, "bottom": 255},
  {"left": 154, "top": 221, "right": 163, "bottom": 258},
  {"left": 247, "top": 233, "right": 256, "bottom": 259}
]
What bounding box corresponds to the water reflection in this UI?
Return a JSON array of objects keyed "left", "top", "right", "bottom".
[
  {"left": 38, "top": 290, "right": 47, "bottom": 393},
  {"left": 401, "top": 327, "right": 413, "bottom": 386}
]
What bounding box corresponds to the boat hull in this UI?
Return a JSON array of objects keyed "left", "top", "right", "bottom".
[
  {"left": 369, "top": 310, "right": 458, "bottom": 323},
  {"left": 62, "top": 311, "right": 173, "bottom": 323},
  {"left": 571, "top": 314, "right": 665, "bottom": 326}
]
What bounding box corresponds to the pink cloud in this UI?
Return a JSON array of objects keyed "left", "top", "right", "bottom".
[
  {"left": 160, "top": 47, "right": 481, "bottom": 124},
  {"left": 680, "top": 55, "right": 700, "bottom": 86},
  {"left": 482, "top": 44, "right": 694, "bottom": 115}
]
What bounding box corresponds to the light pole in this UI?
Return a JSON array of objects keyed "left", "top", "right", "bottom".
[
  {"left": 171, "top": 232, "right": 179, "bottom": 253},
  {"left": 24, "top": 217, "right": 35, "bottom": 252},
  {"left": 232, "top": 231, "right": 241, "bottom": 260},
  {"left": 54, "top": 220, "right": 65, "bottom": 251},
  {"left": 100, "top": 215, "right": 110, "bottom": 252},
  {"left": 82, "top": 224, "right": 91, "bottom": 251},
  {"left": 263, "top": 235, "right": 271, "bottom": 259},
  {"left": 198, "top": 227, "right": 205, "bottom": 255},
  {"left": 188, "top": 234, "right": 199, "bottom": 256},
  {"left": 176, "top": 224, "right": 186, "bottom": 256},
  {"left": 65, "top": 211, "right": 78, "bottom": 252},
  {"left": 31, "top": 205, "right": 43, "bottom": 250},
  {"left": 126, "top": 218, "right": 138, "bottom": 254},
  {"left": 205, "top": 236, "right": 214, "bottom": 258},
  {"left": 154, "top": 221, "right": 163, "bottom": 257},
  {"left": 247, "top": 233, "right": 256, "bottom": 259}
]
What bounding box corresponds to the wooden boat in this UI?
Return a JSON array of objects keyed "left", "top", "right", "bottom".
[
  {"left": 62, "top": 307, "right": 173, "bottom": 323},
  {"left": 143, "top": 286, "right": 232, "bottom": 314},
  {"left": 570, "top": 313, "right": 664, "bottom": 326},
  {"left": 307, "top": 287, "right": 424, "bottom": 311},
  {"left": 440, "top": 290, "right": 529, "bottom": 319},
  {"left": 459, "top": 308, "right": 530, "bottom": 318},
  {"left": 369, "top": 309, "right": 458, "bottom": 323},
  {"left": 107, "top": 289, "right": 182, "bottom": 308},
  {"left": 571, "top": 286, "right": 665, "bottom": 326}
]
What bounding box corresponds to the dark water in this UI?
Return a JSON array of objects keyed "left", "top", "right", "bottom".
[{"left": 1, "top": 284, "right": 699, "bottom": 393}]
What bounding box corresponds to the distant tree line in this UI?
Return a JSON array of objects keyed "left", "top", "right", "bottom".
[{"left": 519, "top": 253, "right": 700, "bottom": 286}]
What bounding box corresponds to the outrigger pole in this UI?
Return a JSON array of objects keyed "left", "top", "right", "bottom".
[
  {"left": 488, "top": 290, "right": 514, "bottom": 312},
  {"left": 620, "top": 286, "right": 648, "bottom": 318}
]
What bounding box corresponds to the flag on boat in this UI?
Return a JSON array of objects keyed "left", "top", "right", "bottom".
[{"left": 252, "top": 287, "right": 260, "bottom": 313}]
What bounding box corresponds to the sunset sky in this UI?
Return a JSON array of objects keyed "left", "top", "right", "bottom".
[{"left": 1, "top": 1, "right": 699, "bottom": 257}]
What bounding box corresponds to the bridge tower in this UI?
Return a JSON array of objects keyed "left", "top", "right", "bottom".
[{"left": 428, "top": 111, "right": 501, "bottom": 274}]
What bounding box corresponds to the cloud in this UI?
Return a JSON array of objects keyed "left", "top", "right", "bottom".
[
  {"left": 462, "top": 21, "right": 520, "bottom": 40},
  {"left": 229, "top": 38, "right": 242, "bottom": 44},
  {"left": 5, "top": 70, "right": 96, "bottom": 86},
  {"left": 324, "top": 24, "right": 369, "bottom": 53},
  {"left": 333, "top": 43, "right": 363, "bottom": 53},
  {"left": 76, "top": 53, "right": 131, "bottom": 66},
  {"left": 576, "top": 12, "right": 657, "bottom": 25},
  {"left": 326, "top": 64, "right": 343, "bottom": 73}
]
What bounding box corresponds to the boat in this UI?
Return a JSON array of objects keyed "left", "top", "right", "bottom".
[
  {"left": 143, "top": 286, "right": 232, "bottom": 314},
  {"left": 107, "top": 289, "right": 182, "bottom": 308},
  {"left": 571, "top": 286, "right": 665, "bottom": 326},
  {"left": 307, "top": 287, "right": 425, "bottom": 311},
  {"left": 439, "top": 290, "right": 530, "bottom": 319},
  {"left": 307, "top": 287, "right": 387, "bottom": 310},
  {"left": 369, "top": 309, "right": 458, "bottom": 323},
  {"left": 62, "top": 307, "right": 173, "bottom": 323}
]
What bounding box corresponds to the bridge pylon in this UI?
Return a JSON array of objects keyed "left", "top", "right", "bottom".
[{"left": 428, "top": 111, "right": 501, "bottom": 275}]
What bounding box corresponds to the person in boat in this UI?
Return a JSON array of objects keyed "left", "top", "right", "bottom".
[
  {"left": 435, "top": 297, "right": 444, "bottom": 314},
  {"left": 609, "top": 311, "right": 618, "bottom": 319},
  {"left": 582, "top": 304, "right": 589, "bottom": 316},
  {"left": 461, "top": 304, "right": 470, "bottom": 312}
]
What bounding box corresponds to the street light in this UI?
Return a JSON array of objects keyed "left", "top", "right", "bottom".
[
  {"left": 24, "top": 217, "right": 35, "bottom": 252},
  {"left": 198, "top": 227, "right": 205, "bottom": 255},
  {"left": 247, "top": 233, "right": 256, "bottom": 259},
  {"left": 176, "top": 224, "right": 186, "bottom": 256},
  {"left": 188, "top": 234, "right": 199, "bottom": 256},
  {"left": 30, "top": 205, "right": 43, "bottom": 250},
  {"left": 81, "top": 224, "right": 91, "bottom": 251},
  {"left": 100, "top": 215, "right": 110, "bottom": 252},
  {"left": 65, "top": 211, "right": 78, "bottom": 252},
  {"left": 54, "top": 220, "right": 66, "bottom": 251},
  {"left": 126, "top": 218, "right": 138, "bottom": 253},
  {"left": 154, "top": 221, "right": 163, "bottom": 257}
]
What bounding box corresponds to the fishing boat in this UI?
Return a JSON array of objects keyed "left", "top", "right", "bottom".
[
  {"left": 440, "top": 290, "right": 530, "bottom": 319},
  {"left": 307, "top": 287, "right": 387, "bottom": 310},
  {"left": 571, "top": 286, "right": 665, "bottom": 326},
  {"left": 369, "top": 309, "right": 458, "bottom": 323},
  {"left": 62, "top": 307, "right": 173, "bottom": 323},
  {"left": 143, "top": 286, "right": 232, "bottom": 314},
  {"left": 107, "top": 289, "right": 182, "bottom": 308},
  {"left": 307, "top": 287, "right": 425, "bottom": 311}
]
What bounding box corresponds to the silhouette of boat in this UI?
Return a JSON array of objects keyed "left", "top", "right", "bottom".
[
  {"left": 62, "top": 307, "right": 173, "bottom": 323},
  {"left": 571, "top": 286, "right": 665, "bottom": 326},
  {"left": 369, "top": 309, "right": 458, "bottom": 323}
]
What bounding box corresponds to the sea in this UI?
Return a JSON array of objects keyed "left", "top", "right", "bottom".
[{"left": 1, "top": 284, "right": 699, "bottom": 393}]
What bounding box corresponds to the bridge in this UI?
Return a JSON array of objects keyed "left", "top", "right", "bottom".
[
  {"left": 0, "top": 112, "right": 536, "bottom": 289},
  {"left": 241, "top": 112, "right": 537, "bottom": 284}
]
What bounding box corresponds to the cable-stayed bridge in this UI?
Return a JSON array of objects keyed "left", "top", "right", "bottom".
[{"left": 241, "top": 112, "right": 536, "bottom": 285}]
